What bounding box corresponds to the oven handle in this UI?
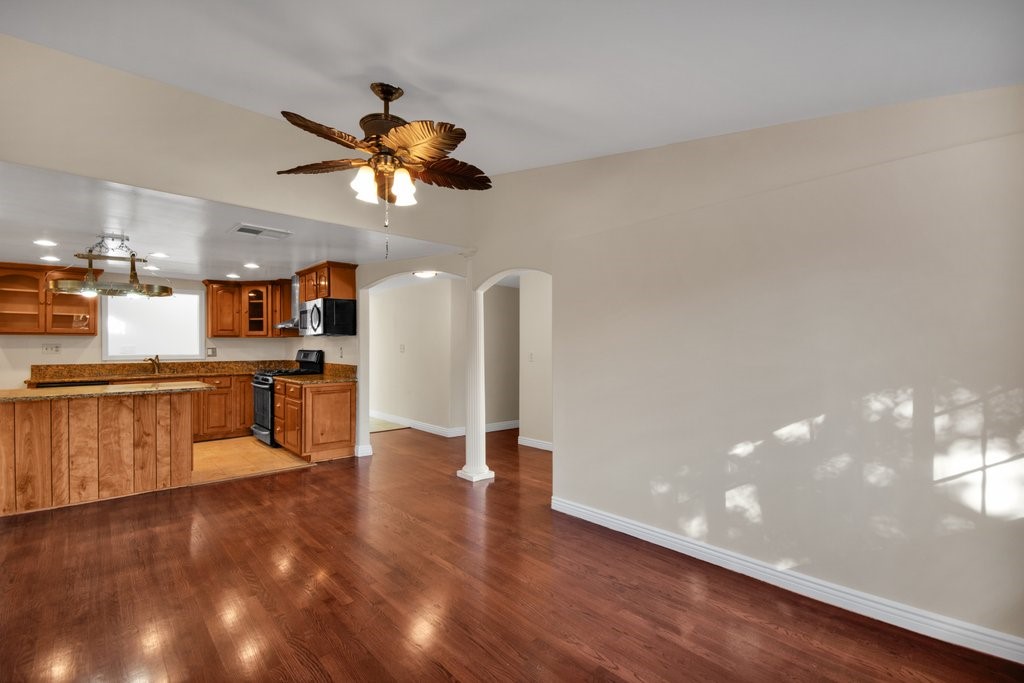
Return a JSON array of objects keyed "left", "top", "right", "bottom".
[{"left": 252, "top": 381, "right": 272, "bottom": 389}]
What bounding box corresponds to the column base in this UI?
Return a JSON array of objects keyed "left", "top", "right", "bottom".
[
  {"left": 355, "top": 444, "right": 373, "bottom": 457},
  {"left": 456, "top": 468, "right": 495, "bottom": 482}
]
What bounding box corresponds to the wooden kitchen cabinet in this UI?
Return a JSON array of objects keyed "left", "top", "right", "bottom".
[
  {"left": 205, "top": 280, "right": 295, "bottom": 338},
  {"left": 241, "top": 284, "right": 270, "bottom": 336},
  {"left": 295, "top": 261, "right": 356, "bottom": 302},
  {"left": 275, "top": 380, "right": 356, "bottom": 461},
  {"left": 204, "top": 281, "right": 240, "bottom": 337},
  {"left": 302, "top": 383, "right": 356, "bottom": 461},
  {"left": 193, "top": 375, "right": 254, "bottom": 442},
  {"left": 0, "top": 263, "right": 101, "bottom": 335}
]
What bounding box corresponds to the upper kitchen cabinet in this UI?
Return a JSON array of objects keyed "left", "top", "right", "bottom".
[
  {"left": 204, "top": 280, "right": 297, "bottom": 338},
  {"left": 296, "top": 261, "right": 356, "bottom": 302},
  {"left": 204, "top": 281, "right": 241, "bottom": 337},
  {"left": 0, "top": 263, "right": 101, "bottom": 335},
  {"left": 242, "top": 283, "right": 270, "bottom": 337}
]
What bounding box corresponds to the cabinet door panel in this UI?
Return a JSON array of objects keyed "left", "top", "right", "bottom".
[
  {"left": 203, "top": 386, "right": 234, "bottom": 436},
  {"left": 207, "top": 284, "right": 240, "bottom": 337},
  {"left": 302, "top": 383, "right": 356, "bottom": 459},
  {"left": 0, "top": 268, "right": 45, "bottom": 334},
  {"left": 283, "top": 398, "right": 302, "bottom": 454},
  {"left": 242, "top": 285, "right": 269, "bottom": 337}
]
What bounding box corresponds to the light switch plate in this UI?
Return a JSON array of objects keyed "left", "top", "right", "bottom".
[{"left": 207, "top": 347, "right": 217, "bottom": 357}]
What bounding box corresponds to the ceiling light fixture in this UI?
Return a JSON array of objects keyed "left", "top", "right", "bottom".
[
  {"left": 243, "top": 263, "right": 260, "bottom": 269},
  {"left": 226, "top": 273, "right": 241, "bottom": 279},
  {"left": 143, "top": 265, "right": 160, "bottom": 271},
  {"left": 48, "top": 233, "right": 172, "bottom": 298},
  {"left": 149, "top": 252, "right": 170, "bottom": 259},
  {"left": 413, "top": 271, "right": 437, "bottom": 279},
  {"left": 33, "top": 239, "right": 58, "bottom": 247},
  {"left": 40, "top": 255, "right": 61, "bottom": 262}
]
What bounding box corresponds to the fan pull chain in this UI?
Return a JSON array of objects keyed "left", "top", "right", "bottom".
[{"left": 384, "top": 174, "right": 391, "bottom": 260}]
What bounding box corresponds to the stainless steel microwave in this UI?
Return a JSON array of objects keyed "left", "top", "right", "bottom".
[{"left": 300, "top": 298, "right": 357, "bottom": 336}]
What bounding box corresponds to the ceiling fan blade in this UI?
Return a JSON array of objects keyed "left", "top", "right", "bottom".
[
  {"left": 412, "top": 158, "right": 492, "bottom": 191},
  {"left": 382, "top": 121, "right": 467, "bottom": 163},
  {"left": 281, "top": 111, "right": 376, "bottom": 153},
  {"left": 277, "top": 159, "right": 368, "bottom": 175}
]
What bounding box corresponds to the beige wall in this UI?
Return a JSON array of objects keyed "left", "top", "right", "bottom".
[
  {"left": 369, "top": 279, "right": 456, "bottom": 428},
  {"left": 484, "top": 285, "right": 520, "bottom": 424},
  {"left": 523, "top": 91, "right": 1023, "bottom": 636},
  {"left": 518, "top": 271, "right": 553, "bottom": 444}
]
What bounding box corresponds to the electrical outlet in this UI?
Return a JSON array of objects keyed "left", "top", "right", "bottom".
[
  {"left": 400, "top": 343, "right": 406, "bottom": 353},
  {"left": 41, "top": 343, "right": 61, "bottom": 355},
  {"left": 529, "top": 352, "right": 535, "bottom": 362},
  {"left": 339, "top": 346, "right": 344, "bottom": 358},
  {"left": 207, "top": 347, "right": 217, "bottom": 357}
]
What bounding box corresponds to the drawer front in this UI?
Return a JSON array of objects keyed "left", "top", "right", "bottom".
[
  {"left": 274, "top": 397, "right": 284, "bottom": 413},
  {"left": 286, "top": 383, "right": 302, "bottom": 399},
  {"left": 274, "top": 382, "right": 284, "bottom": 395},
  {"left": 202, "top": 376, "right": 230, "bottom": 388}
]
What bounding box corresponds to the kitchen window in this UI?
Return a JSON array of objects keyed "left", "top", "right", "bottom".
[{"left": 101, "top": 290, "right": 205, "bottom": 360}]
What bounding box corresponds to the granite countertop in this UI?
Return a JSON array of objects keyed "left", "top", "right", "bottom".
[
  {"left": 274, "top": 374, "right": 357, "bottom": 386},
  {"left": 25, "top": 361, "right": 358, "bottom": 387},
  {"left": 0, "top": 381, "right": 213, "bottom": 403}
]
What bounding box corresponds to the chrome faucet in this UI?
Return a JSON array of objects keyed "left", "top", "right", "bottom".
[{"left": 144, "top": 354, "right": 161, "bottom": 373}]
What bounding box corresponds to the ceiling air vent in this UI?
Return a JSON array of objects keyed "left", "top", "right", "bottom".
[{"left": 231, "top": 223, "right": 292, "bottom": 239}]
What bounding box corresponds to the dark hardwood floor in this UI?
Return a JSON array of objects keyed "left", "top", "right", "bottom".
[{"left": 1, "top": 429, "right": 1020, "bottom": 681}]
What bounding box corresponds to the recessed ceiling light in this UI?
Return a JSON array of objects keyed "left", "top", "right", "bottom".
[
  {"left": 243, "top": 263, "right": 260, "bottom": 269},
  {"left": 143, "top": 265, "right": 160, "bottom": 271},
  {"left": 414, "top": 271, "right": 437, "bottom": 278},
  {"left": 33, "top": 239, "right": 58, "bottom": 247},
  {"left": 40, "top": 255, "right": 61, "bottom": 262},
  {"left": 226, "top": 273, "right": 240, "bottom": 279},
  {"left": 149, "top": 252, "right": 170, "bottom": 259}
]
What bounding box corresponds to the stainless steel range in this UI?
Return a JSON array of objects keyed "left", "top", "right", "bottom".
[{"left": 251, "top": 349, "right": 324, "bottom": 446}]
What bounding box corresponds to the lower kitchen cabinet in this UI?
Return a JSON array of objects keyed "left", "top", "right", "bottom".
[
  {"left": 275, "top": 380, "right": 356, "bottom": 461},
  {"left": 193, "top": 375, "right": 255, "bottom": 442}
]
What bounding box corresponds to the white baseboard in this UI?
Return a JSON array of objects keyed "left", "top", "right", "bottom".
[
  {"left": 355, "top": 444, "right": 373, "bottom": 457},
  {"left": 517, "top": 436, "right": 553, "bottom": 451},
  {"left": 371, "top": 410, "right": 518, "bottom": 438},
  {"left": 550, "top": 496, "right": 1024, "bottom": 665},
  {"left": 487, "top": 420, "right": 520, "bottom": 432}
]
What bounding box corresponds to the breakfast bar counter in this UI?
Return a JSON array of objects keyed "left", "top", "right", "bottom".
[{"left": 0, "top": 381, "right": 211, "bottom": 516}]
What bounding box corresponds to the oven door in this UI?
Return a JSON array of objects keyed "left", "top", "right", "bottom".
[{"left": 251, "top": 379, "right": 277, "bottom": 446}]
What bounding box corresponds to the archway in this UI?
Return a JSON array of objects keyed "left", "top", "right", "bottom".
[{"left": 458, "top": 268, "right": 552, "bottom": 482}]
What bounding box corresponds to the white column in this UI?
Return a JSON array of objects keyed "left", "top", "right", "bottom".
[
  {"left": 458, "top": 285, "right": 494, "bottom": 481},
  {"left": 355, "top": 291, "right": 372, "bottom": 457}
]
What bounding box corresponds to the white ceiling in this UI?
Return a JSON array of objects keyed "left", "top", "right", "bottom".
[{"left": 1, "top": 1, "right": 1022, "bottom": 280}]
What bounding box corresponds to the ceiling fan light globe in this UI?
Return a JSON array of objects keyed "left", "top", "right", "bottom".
[
  {"left": 394, "top": 193, "right": 417, "bottom": 207},
  {"left": 392, "top": 168, "right": 416, "bottom": 196},
  {"left": 355, "top": 190, "right": 379, "bottom": 204},
  {"left": 349, "top": 166, "right": 377, "bottom": 195}
]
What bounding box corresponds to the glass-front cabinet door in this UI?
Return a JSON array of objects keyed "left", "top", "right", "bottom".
[
  {"left": 0, "top": 267, "right": 45, "bottom": 333},
  {"left": 243, "top": 284, "right": 270, "bottom": 337}
]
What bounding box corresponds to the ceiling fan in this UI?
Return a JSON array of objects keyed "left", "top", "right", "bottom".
[{"left": 277, "top": 82, "right": 491, "bottom": 206}]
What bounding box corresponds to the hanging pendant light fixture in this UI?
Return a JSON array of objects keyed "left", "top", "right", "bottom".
[{"left": 48, "top": 234, "right": 173, "bottom": 298}]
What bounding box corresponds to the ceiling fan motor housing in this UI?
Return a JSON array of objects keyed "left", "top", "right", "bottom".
[{"left": 359, "top": 113, "right": 408, "bottom": 140}]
